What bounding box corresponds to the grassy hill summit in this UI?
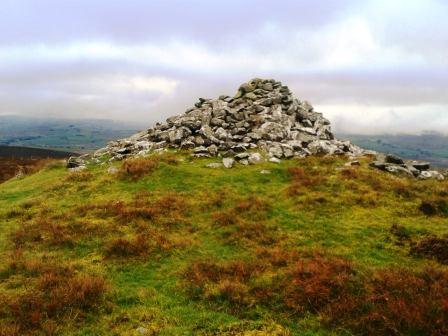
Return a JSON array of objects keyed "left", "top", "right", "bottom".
[{"left": 1, "top": 79, "right": 448, "bottom": 335}]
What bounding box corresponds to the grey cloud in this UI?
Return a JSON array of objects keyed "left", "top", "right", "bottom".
[{"left": 0, "top": 0, "right": 447, "bottom": 134}]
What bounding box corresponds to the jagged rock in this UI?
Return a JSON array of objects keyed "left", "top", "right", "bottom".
[
  {"left": 248, "top": 152, "right": 263, "bottom": 165},
  {"left": 235, "top": 152, "right": 250, "bottom": 160},
  {"left": 136, "top": 327, "right": 149, "bottom": 335},
  {"left": 345, "top": 160, "right": 361, "bottom": 167},
  {"left": 411, "top": 161, "right": 431, "bottom": 171},
  {"left": 385, "top": 165, "right": 414, "bottom": 177},
  {"left": 222, "top": 157, "right": 234, "bottom": 168},
  {"left": 406, "top": 165, "right": 421, "bottom": 177},
  {"left": 419, "top": 171, "right": 445, "bottom": 180},
  {"left": 369, "top": 161, "right": 387, "bottom": 170},
  {"left": 369, "top": 153, "right": 442, "bottom": 180},
  {"left": 268, "top": 144, "right": 283, "bottom": 158},
  {"left": 107, "top": 166, "right": 119, "bottom": 174},
  {"left": 385, "top": 154, "right": 405, "bottom": 165},
  {"left": 67, "top": 156, "right": 85, "bottom": 169},
  {"left": 206, "top": 163, "right": 222, "bottom": 169}
]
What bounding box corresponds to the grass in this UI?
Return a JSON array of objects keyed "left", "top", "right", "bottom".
[{"left": 0, "top": 151, "right": 447, "bottom": 335}]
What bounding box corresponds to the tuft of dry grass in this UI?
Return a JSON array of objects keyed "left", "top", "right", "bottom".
[
  {"left": 287, "top": 167, "right": 326, "bottom": 193},
  {"left": 118, "top": 153, "right": 178, "bottom": 180},
  {"left": 65, "top": 170, "right": 94, "bottom": 182}
]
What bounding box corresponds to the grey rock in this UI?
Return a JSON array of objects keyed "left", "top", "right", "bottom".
[
  {"left": 385, "top": 165, "right": 413, "bottom": 177},
  {"left": 419, "top": 170, "right": 445, "bottom": 180},
  {"left": 245, "top": 92, "right": 258, "bottom": 100},
  {"left": 385, "top": 154, "right": 405, "bottom": 165},
  {"left": 68, "top": 165, "right": 87, "bottom": 172},
  {"left": 260, "top": 169, "right": 271, "bottom": 174},
  {"left": 269, "top": 157, "right": 281, "bottom": 163},
  {"left": 411, "top": 161, "right": 431, "bottom": 171},
  {"left": 67, "top": 156, "right": 85, "bottom": 169},
  {"left": 407, "top": 165, "right": 421, "bottom": 177},
  {"left": 345, "top": 160, "right": 361, "bottom": 167},
  {"left": 107, "top": 166, "right": 119, "bottom": 174},
  {"left": 136, "top": 327, "right": 149, "bottom": 335},
  {"left": 207, "top": 144, "right": 219, "bottom": 156},
  {"left": 222, "top": 157, "right": 234, "bottom": 168},
  {"left": 369, "top": 161, "right": 387, "bottom": 171},
  {"left": 206, "top": 163, "right": 223, "bottom": 168},
  {"left": 281, "top": 145, "right": 294, "bottom": 158},
  {"left": 268, "top": 144, "right": 283, "bottom": 158},
  {"left": 262, "top": 83, "right": 273, "bottom": 91},
  {"left": 248, "top": 152, "right": 263, "bottom": 164},
  {"left": 194, "top": 146, "right": 208, "bottom": 154},
  {"left": 235, "top": 152, "right": 250, "bottom": 160}
]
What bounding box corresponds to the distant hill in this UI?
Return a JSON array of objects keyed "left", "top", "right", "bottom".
[
  {"left": 0, "top": 115, "right": 139, "bottom": 153},
  {"left": 339, "top": 132, "right": 448, "bottom": 167},
  {"left": 0, "top": 145, "right": 77, "bottom": 158}
]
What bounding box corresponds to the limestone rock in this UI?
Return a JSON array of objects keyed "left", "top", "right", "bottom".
[
  {"left": 206, "top": 163, "right": 223, "bottom": 169},
  {"left": 248, "top": 152, "right": 263, "bottom": 164},
  {"left": 369, "top": 153, "right": 441, "bottom": 180},
  {"left": 385, "top": 154, "right": 404, "bottom": 165},
  {"left": 222, "top": 157, "right": 234, "bottom": 168}
]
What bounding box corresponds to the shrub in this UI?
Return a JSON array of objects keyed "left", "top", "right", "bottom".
[
  {"left": 410, "top": 235, "right": 448, "bottom": 264},
  {"left": 330, "top": 267, "right": 448, "bottom": 336},
  {"left": 390, "top": 223, "right": 412, "bottom": 245},
  {"left": 419, "top": 197, "right": 448, "bottom": 216}
]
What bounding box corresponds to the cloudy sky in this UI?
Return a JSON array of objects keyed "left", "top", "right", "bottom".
[{"left": 1, "top": 0, "right": 447, "bottom": 134}]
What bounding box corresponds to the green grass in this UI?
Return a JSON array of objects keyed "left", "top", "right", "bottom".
[{"left": 0, "top": 152, "right": 447, "bottom": 335}]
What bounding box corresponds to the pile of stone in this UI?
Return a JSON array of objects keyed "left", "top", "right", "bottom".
[
  {"left": 67, "top": 78, "right": 445, "bottom": 180},
  {"left": 70, "top": 78, "right": 370, "bottom": 169},
  {"left": 370, "top": 154, "right": 445, "bottom": 180}
]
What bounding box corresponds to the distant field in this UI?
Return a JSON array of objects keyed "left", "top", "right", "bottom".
[
  {"left": 0, "top": 115, "right": 139, "bottom": 153},
  {"left": 339, "top": 132, "right": 448, "bottom": 167}
]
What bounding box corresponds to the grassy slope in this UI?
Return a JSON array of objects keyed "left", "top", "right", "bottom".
[{"left": 0, "top": 153, "right": 447, "bottom": 335}]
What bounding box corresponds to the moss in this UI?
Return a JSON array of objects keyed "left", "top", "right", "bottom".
[{"left": 0, "top": 152, "right": 447, "bottom": 335}]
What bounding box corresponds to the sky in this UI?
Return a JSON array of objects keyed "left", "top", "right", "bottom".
[{"left": 0, "top": 0, "right": 447, "bottom": 134}]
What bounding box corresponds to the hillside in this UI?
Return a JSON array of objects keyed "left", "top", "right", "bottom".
[
  {"left": 339, "top": 133, "right": 448, "bottom": 168},
  {"left": 0, "top": 146, "right": 76, "bottom": 183},
  {"left": 0, "top": 152, "right": 447, "bottom": 335}
]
